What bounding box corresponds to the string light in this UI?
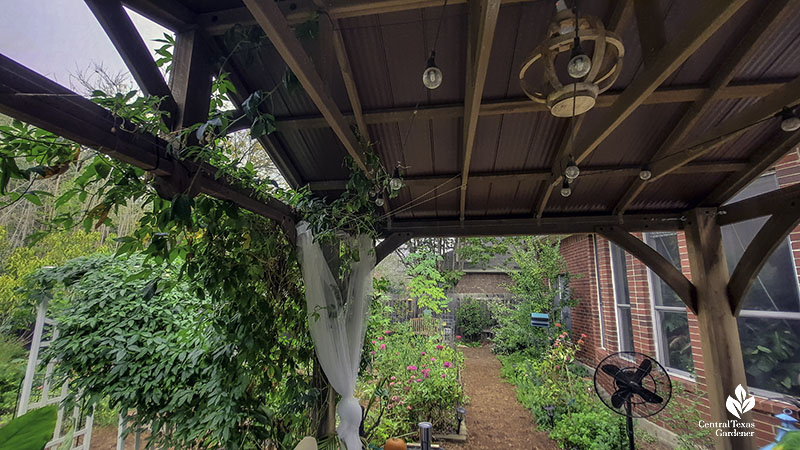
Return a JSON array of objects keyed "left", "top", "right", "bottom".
[
  {"left": 565, "top": 158, "right": 580, "bottom": 180},
  {"left": 780, "top": 107, "right": 800, "bottom": 132},
  {"left": 560, "top": 179, "right": 572, "bottom": 197}
]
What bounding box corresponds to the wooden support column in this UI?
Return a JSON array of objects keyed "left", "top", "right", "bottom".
[
  {"left": 169, "top": 29, "right": 213, "bottom": 131},
  {"left": 684, "top": 208, "right": 754, "bottom": 450}
]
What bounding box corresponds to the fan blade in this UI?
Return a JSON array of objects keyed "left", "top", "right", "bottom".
[
  {"left": 611, "top": 388, "right": 632, "bottom": 409},
  {"left": 632, "top": 358, "right": 652, "bottom": 383},
  {"left": 632, "top": 386, "right": 664, "bottom": 404},
  {"left": 602, "top": 364, "right": 622, "bottom": 378}
]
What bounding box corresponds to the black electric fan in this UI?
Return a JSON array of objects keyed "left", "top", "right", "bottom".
[{"left": 593, "top": 352, "right": 672, "bottom": 450}]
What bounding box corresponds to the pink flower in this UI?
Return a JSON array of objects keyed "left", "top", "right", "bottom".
[
  {"left": 581, "top": 333, "right": 587, "bottom": 338},
  {"left": 389, "top": 382, "right": 395, "bottom": 386},
  {"left": 441, "top": 373, "right": 446, "bottom": 379},
  {"left": 555, "top": 323, "right": 562, "bottom": 327},
  {"left": 407, "top": 365, "right": 418, "bottom": 371},
  {"left": 380, "top": 344, "right": 387, "bottom": 350},
  {"left": 392, "top": 396, "right": 399, "bottom": 401},
  {"left": 578, "top": 339, "right": 584, "bottom": 345},
  {"left": 371, "top": 340, "right": 377, "bottom": 344},
  {"left": 387, "top": 404, "right": 394, "bottom": 410},
  {"left": 404, "top": 386, "right": 410, "bottom": 391},
  {"left": 421, "top": 351, "right": 426, "bottom": 356},
  {"left": 384, "top": 330, "right": 391, "bottom": 334},
  {"left": 436, "top": 345, "right": 444, "bottom": 350},
  {"left": 430, "top": 357, "right": 436, "bottom": 362},
  {"left": 407, "top": 405, "right": 412, "bottom": 410},
  {"left": 416, "top": 378, "right": 422, "bottom": 383},
  {"left": 370, "top": 351, "right": 376, "bottom": 354},
  {"left": 555, "top": 365, "right": 560, "bottom": 370},
  {"left": 378, "top": 336, "right": 384, "bottom": 340},
  {"left": 390, "top": 376, "right": 396, "bottom": 381},
  {"left": 456, "top": 335, "right": 462, "bottom": 340},
  {"left": 443, "top": 361, "right": 452, "bottom": 368}
]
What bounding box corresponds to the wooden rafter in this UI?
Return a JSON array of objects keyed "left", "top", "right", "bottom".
[
  {"left": 718, "top": 182, "right": 800, "bottom": 226},
  {"left": 614, "top": 0, "right": 793, "bottom": 215},
  {"left": 242, "top": 0, "right": 369, "bottom": 173},
  {"left": 310, "top": 160, "right": 748, "bottom": 191},
  {"left": 460, "top": 0, "right": 501, "bottom": 221},
  {"left": 85, "top": 0, "right": 177, "bottom": 124},
  {"left": 375, "top": 232, "right": 413, "bottom": 264},
  {"left": 170, "top": 29, "right": 213, "bottom": 131},
  {"left": 0, "top": 53, "right": 297, "bottom": 237},
  {"left": 386, "top": 213, "right": 686, "bottom": 237},
  {"left": 597, "top": 225, "right": 697, "bottom": 313},
  {"left": 571, "top": 0, "right": 748, "bottom": 166},
  {"left": 649, "top": 74, "right": 800, "bottom": 179},
  {"left": 728, "top": 206, "right": 800, "bottom": 314},
  {"left": 534, "top": 0, "right": 632, "bottom": 218},
  {"left": 267, "top": 81, "right": 786, "bottom": 131},
  {"left": 120, "top": 0, "right": 196, "bottom": 31},
  {"left": 330, "top": 19, "right": 369, "bottom": 140}
]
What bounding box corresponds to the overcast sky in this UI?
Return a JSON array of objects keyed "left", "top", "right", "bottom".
[{"left": 0, "top": 0, "right": 170, "bottom": 91}]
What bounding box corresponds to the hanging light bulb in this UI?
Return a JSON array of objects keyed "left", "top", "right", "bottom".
[
  {"left": 560, "top": 179, "right": 572, "bottom": 198},
  {"left": 780, "top": 107, "right": 800, "bottom": 132},
  {"left": 390, "top": 168, "right": 403, "bottom": 191},
  {"left": 423, "top": 51, "right": 443, "bottom": 90},
  {"left": 565, "top": 159, "right": 580, "bottom": 180},
  {"left": 639, "top": 167, "right": 653, "bottom": 181},
  {"left": 375, "top": 197, "right": 385, "bottom": 207},
  {"left": 567, "top": 8, "right": 591, "bottom": 79}
]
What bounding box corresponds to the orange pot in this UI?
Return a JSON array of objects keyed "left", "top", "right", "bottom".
[{"left": 384, "top": 437, "right": 407, "bottom": 450}]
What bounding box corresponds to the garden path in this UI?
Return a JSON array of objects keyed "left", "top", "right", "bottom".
[{"left": 447, "top": 346, "right": 558, "bottom": 450}]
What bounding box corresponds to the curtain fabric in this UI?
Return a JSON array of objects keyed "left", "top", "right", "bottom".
[{"left": 296, "top": 222, "right": 375, "bottom": 450}]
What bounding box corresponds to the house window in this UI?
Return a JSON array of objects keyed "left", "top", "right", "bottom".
[
  {"left": 644, "top": 232, "right": 694, "bottom": 374},
  {"left": 592, "top": 235, "right": 607, "bottom": 348},
  {"left": 609, "top": 242, "right": 634, "bottom": 352},
  {"left": 722, "top": 173, "right": 800, "bottom": 396}
]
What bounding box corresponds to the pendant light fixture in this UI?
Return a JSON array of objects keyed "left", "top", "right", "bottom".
[
  {"left": 565, "top": 158, "right": 580, "bottom": 180},
  {"left": 567, "top": 8, "right": 591, "bottom": 79},
  {"left": 780, "top": 107, "right": 800, "bottom": 132},
  {"left": 560, "top": 179, "right": 572, "bottom": 198},
  {"left": 389, "top": 168, "right": 404, "bottom": 191},
  {"left": 639, "top": 166, "right": 653, "bottom": 181},
  {"left": 423, "top": 0, "right": 449, "bottom": 90},
  {"left": 375, "top": 197, "right": 385, "bottom": 207}
]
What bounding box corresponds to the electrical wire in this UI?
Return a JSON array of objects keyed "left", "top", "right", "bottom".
[{"left": 377, "top": 173, "right": 461, "bottom": 220}]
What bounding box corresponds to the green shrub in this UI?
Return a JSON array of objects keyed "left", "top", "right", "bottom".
[
  {"left": 549, "top": 404, "right": 626, "bottom": 450},
  {"left": 0, "top": 405, "right": 57, "bottom": 450},
  {"left": 455, "top": 298, "right": 492, "bottom": 342},
  {"left": 0, "top": 336, "right": 26, "bottom": 425}
]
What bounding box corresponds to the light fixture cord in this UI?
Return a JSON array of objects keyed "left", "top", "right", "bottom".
[{"left": 431, "top": 0, "right": 450, "bottom": 55}]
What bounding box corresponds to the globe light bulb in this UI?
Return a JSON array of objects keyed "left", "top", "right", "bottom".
[
  {"left": 568, "top": 53, "right": 591, "bottom": 79},
  {"left": 565, "top": 160, "right": 580, "bottom": 180},
  {"left": 423, "top": 52, "right": 443, "bottom": 90},
  {"left": 639, "top": 168, "right": 653, "bottom": 181},
  {"left": 389, "top": 168, "right": 403, "bottom": 191},
  {"left": 560, "top": 179, "right": 572, "bottom": 198},
  {"left": 375, "top": 197, "right": 385, "bottom": 207},
  {"left": 780, "top": 108, "right": 800, "bottom": 132}
]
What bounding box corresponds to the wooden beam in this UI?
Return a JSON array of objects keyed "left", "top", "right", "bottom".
[
  {"left": 718, "top": 182, "right": 800, "bottom": 226},
  {"left": 460, "top": 0, "right": 501, "bottom": 221},
  {"left": 614, "top": 0, "right": 793, "bottom": 215},
  {"left": 0, "top": 53, "right": 297, "bottom": 238},
  {"left": 572, "top": 0, "right": 748, "bottom": 166},
  {"left": 728, "top": 206, "right": 800, "bottom": 314},
  {"left": 376, "top": 232, "right": 412, "bottom": 264},
  {"left": 200, "top": 0, "right": 536, "bottom": 34},
  {"left": 120, "top": 0, "right": 196, "bottom": 32},
  {"left": 597, "top": 225, "right": 696, "bottom": 313},
  {"left": 169, "top": 30, "right": 214, "bottom": 130},
  {"left": 633, "top": 0, "right": 666, "bottom": 67},
  {"left": 85, "top": 0, "right": 177, "bottom": 124},
  {"left": 242, "top": 0, "right": 368, "bottom": 173},
  {"left": 310, "top": 161, "right": 747, "bottom": 191},
  {"left": 684, "top": 208, "right": 753, "bottom": 450},
  {"left": 703, "top": 131, "right": 800, "bottom": 206},
  {"left": 650, "top": 74, "right": 800, "bottom": 179},
  {"left": 329, "top": 18, "right": 369, "bottom": 140},
  {"left": 385, "top": 213, "right": 686, "bottom": 237},
  {"left": 271, "top": 81, "right": 787, "bottom": 130}
]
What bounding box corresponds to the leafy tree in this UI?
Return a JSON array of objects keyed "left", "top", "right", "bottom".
[
  {"left": 455, "top": 297, "right": 492, "bottom": 342},
  {"left": 0, "top": 336, "right": 26, "bottom": 425},
  {"left": 405, "top": 250, "right": 450, "bottom": 314}
]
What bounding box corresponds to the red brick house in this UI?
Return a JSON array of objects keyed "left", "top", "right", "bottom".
[{"left": 561, "top": 151, "right": 800, "bottom": 447}]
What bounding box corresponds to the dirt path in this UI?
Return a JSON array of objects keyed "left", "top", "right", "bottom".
[{"left": 447, "top": 346, "right": 558, "bottom": 450}]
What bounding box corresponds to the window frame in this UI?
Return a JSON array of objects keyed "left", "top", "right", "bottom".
[{"left": 608, "top": 241, "right": 634, "bottom": 353}]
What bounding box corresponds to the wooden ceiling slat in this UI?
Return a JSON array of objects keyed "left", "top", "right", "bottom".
[
  {"left": 460, "top": 0, "right": 501, "bottom": 220},
  {"left": 614, "top": 0, "right": 795, "bottom": 215},
  {"left": 242, "top": 0, "right": 369, "bottom": 173}
]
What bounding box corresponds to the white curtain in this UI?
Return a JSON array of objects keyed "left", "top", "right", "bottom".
[{"left": 296, "top": 222, "right": 375, "bottom": 450}]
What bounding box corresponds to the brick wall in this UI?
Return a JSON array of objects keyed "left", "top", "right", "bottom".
[
  {"left": 452, "top": 272, "right": 512, "bottom": 294},
  {"left": 560, "top": 148, "right": 800, "bottom": 447}
]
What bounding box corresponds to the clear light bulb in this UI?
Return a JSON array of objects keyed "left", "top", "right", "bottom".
[
  {"left": 568, "top": 53, "right": 591, "bottom": 79},
  {"left": 375, "top": 197, "right": 385, "bottom": 207},
  {"left": 565, "top": 161, "right": 580, "bottom": 180},
  {"left": 560, "top": 179, "right": 572, "bottom": 198},
  {"left": 781, "top": 108, "right": 800, "bottom": 132},
  {"left": 390, "top": 177, "right": 403, "bottom": 191},
  {"left": 639, "top": 168, "right": 653, "bottom": 181},
  {"left": 423, "top": 52, "right": 443, "bottom": 90}
]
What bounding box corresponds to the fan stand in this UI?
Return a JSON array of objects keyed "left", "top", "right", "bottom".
[{"left": 625, "top": 399, "right": 634, "bottom": 450}]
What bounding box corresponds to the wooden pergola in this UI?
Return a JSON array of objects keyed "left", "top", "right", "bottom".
[{"left": 2, "top": 0, "right": 800, "bottom": 448}]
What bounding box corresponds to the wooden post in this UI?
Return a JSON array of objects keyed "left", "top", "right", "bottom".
[
  {"left": 684, "top": 208, "right": 754, "bottom": 450},
  {"left": 313, "top": 358, "right": 336, "bottom": 439},
  {"left": 169, "top": 29, "right": 213, "bottom": 131}
]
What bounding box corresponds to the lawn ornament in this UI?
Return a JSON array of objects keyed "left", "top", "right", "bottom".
[
  {"left": 594, "top": 352, "right": 672, "bottom": 450},
  {"left": 384, "top": 437, "right": 407, "bottom": 450}
]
